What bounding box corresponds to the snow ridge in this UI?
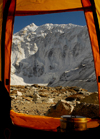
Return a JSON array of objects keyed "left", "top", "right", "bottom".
[{"left": 11, "top": 23, "right": 97, "bottom": 91}]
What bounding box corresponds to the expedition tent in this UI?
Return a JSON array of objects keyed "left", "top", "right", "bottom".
[{"left": 1, "top": 0, "right": 100, "bottom": 138}]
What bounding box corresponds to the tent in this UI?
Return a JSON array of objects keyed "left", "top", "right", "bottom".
[{"left": 1, "top": 0, "right": 100, "bottom": 138}]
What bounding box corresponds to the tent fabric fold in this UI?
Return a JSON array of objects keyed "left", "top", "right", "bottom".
[
  {"left": 0, "top": 0, "right": 3, "bottom": 81},
  {"left": 82, "top": 0, "right": 100, "bottom": 115},
  {"left": 4, "top": 0, "right": 16, "bottom": 92},
  {"left": 10, "top": 110, "right": 60, "bottom": 131},
  {"left": 10, "top": 110, "right": 99, "bottom": 131},
  {"left": 15, "top": 0, "right": 83, "bottom": 12},
  {"left": 1, "top": 0, "right": 100, "bottom": 131},
  {"left": 15, "top": 0, "right": 92, "bottom": 16}
]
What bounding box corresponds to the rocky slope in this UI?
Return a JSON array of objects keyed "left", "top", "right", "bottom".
[
  {"left": 10, "top": 85, "right": 99, "bottom": 118},
  {"left": 11, "top": 23, "right": 97, "bottom": 91}
]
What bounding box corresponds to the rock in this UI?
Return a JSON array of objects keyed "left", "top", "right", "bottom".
[
  {"left": 22, "top": 96, "right": 33, "bottom": 101},
  {"left": 66, "top": 87, "right": 77, "bottom": 94},
  {"left": 55, "top": 86, "right": 63, "bottom": 91},
  {"left": 72, "top": 86, "right": 80, "bottom": 91},
  {"left": 31, "top": 84, "right": 40, "bottom": 88},
  {"left": 10, "top": 95, "right": 16, "bottom": 100},
  {"left": 26, "top": 111, "right": 29, "bottom": 114},
  {"left": 16, "top": 96, "right": 23, "bottom": 100},
  {"left": 66, "top": 94, "right": 85, "bottom": 101},
  {"left": 31, "top": 87, "right": 37, "bottom": 90},
  {"left": 33, "top": 90, "right": 41, "bottom": 101},
  {"left": 65, "top": 91, "right": 74, "bottom": 97},
  {"left": 10, "top": 90, "right": 17, "bottom": 94},
  {"left": 25, "top": 85, "right": 31, "bottom": 89},
  {"left": 41, "top": 98, "right": 54, "bottom": 104},
  {"left": 79, "top": 88, "right": 88, "bottom": 92},
  {"left": 46, "top": 98, "right": 54, "bottom": 104},
  {"left": 25, "top": 89, "right": 38, "bottom": 98},
  {"left": 66, "top": 100, "right": 77, "bottom": 106},
  {"left": 78, "top": 90, "right": 91, "bottom": 96},
  {"left": 10, "top": 85, "right": 99, "bottom": 117},
  {"left": 72, "top": 102, "right": 99, "bottom": 118},
  {"left": 17, "top": 91, "right": 22, "bottom": 96},
  {"left": 35, "top": 99, "right": 42, "bottom": 104},
  {"left": 39, "top": 93, "right": 48, "bottom": 97},
  {"left": 80, "top": 92, "right": 99, "bottom": 104},
  {"left": 46, "top": 99, "right": 74, "bottom": 118},
  {"left": 25, "top": 93, "right": 34, "bottom": 98}
]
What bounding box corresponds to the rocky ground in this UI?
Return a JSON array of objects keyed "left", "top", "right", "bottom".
[{"left": 10, "top": 84, "right": 99, "bottom": 118}]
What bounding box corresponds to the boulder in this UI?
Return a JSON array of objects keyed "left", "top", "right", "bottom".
[
  {"left": 72, "top": 102, "right": 99, "bottom": 118},
  {"left": 66, "top": 94, "right": 85, "bottom": 101},
  {"left": 78, "top": 90, "right": 91, "bottom": 96},
  {"left": 17, "top": 91, "right": 22, "bottom": 96},
  {"left": 46, "top": 98, "right": 54, "bottom": 104},
  {"left": 46, "top": 100, "right": 74, "bottom": 118},
  {"left": 33, "top": 90, "right": 41, "bottom": 101},
  {"left": 80, "top": 92, "right": 99, "bottom": 104}
]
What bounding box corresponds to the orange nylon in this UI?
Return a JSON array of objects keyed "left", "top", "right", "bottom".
[
  {"left": 10, "top": 110, "right": 60, "bottom": 131},
  {"left": 14, "top": 0, "right": 92, "bottom": 16},
  {"left": 10, "top": 110, "right": 99, "bottom": 130},
  {"left": 94, "top": 0, "right": 100, "bottom": 29},
  {"left": 0, "top": 0, "right": 3, "bottom": 81},
  {"left": 82, "top": 0, "right": 100, "bottom": 116},
  {"left": 16, "top": 0, "right": 82, "bottom": 12},
  {"left": 4, "top": 0, "right": 16, "bottom": 92}
]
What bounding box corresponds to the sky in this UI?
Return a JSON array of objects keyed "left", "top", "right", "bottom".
[{"left": 13, "top": 11, "right": 86, "bottom": 34}]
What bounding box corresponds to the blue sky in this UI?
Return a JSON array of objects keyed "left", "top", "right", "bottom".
[{"left": 13, "top": 11, "right": 86, "bottom": 33}]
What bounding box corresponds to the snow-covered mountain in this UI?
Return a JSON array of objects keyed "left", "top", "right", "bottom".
[{"left": 11, "top": 23, "right": 97, "bottom": 91}]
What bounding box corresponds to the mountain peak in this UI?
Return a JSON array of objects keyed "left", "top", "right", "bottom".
[{"left": 11, "top": 23, "right": 97, "bottom": 91}]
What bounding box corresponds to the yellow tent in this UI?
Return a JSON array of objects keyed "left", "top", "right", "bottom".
[{"left": 1, "top": 0, "right": 100, "bottom": 138}]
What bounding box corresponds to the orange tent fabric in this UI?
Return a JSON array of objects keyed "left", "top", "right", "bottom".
[
  {"left": 14, "top": 0, "right": 92, "bottom": 16},
  {"left": 16, "top": 0, "right": 83, "bottom": 12},
  {"left": 94, "top": 0, "right": 100, "bottom": 29},
  {"left": 0, "top": 0, "right": 3, "bottom": 81},
  {"left": 4, "top": 0, "right": 16, "bottom": 92},
  {"left": 1, "top": 0, "right": 100, "bottom": 131},
  {"left": 10, "top": 110, "right": 99, "bottom": 131},
  {"left": 82, "top": 0, "right": 100, "bottom": 114},
  {"left": 10, "top": 110, "right": 60, "bottom": 131}
]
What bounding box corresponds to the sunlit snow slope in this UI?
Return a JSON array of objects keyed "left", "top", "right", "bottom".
[{"left": 11, "top": 23, "right": 97, "bottom": 91}]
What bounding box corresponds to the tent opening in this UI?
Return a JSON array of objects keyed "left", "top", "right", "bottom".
[{"left": 10, "top": 11, "right": 98, "bottom": 119}]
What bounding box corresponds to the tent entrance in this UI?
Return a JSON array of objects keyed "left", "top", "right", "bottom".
[{"left": 10, "top": 11, "right": 97, "bottom": 119}]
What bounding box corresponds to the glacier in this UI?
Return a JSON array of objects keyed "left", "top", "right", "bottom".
[{"left": 11, "top": 23, "right": 97, "bottom": 91}]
